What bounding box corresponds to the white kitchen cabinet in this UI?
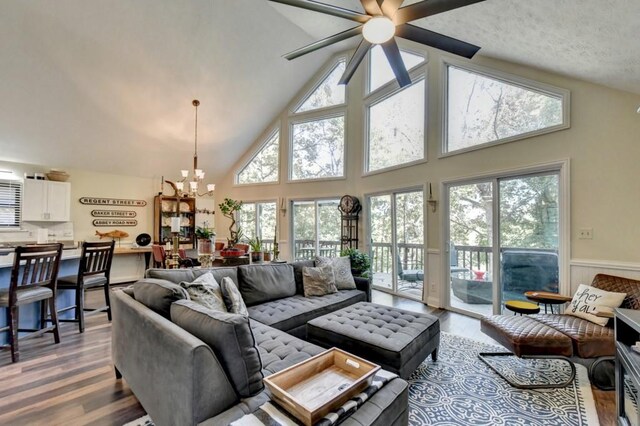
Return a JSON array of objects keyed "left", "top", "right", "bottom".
[{"left": 22, "top": 180, "right": 71, "bottom": 222}]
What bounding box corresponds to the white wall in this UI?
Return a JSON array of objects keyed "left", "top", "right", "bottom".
[{"left": 215, "top": 45, "right": 640, "bottom": 306}]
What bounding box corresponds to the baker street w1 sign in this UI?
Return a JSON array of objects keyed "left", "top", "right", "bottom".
[
  {"left": 91, "top": 210, "right": 137, "bottom": 218},
  {"left": 80, "top": 197, "right": 147, "bottom": 207}
]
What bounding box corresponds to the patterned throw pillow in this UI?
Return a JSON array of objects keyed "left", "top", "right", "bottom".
[
  {"left": 220, "top": 276, "right": 249, "bottom": 317},
  {"left": 565, "top": 284, "right": 626, "bottom": 326},
  {"left": 179, "top": 272, "right": 228, "bottom": 312},
  {"left": 302, "top": 264, "right": 338, "bottom": 297},
  {"left": 315, "top": 256, "right": 356, "bottom": 290}
]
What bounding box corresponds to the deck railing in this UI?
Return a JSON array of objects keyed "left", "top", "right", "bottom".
[
  {"left": 452, "top": 245, "right": 557, "bottom": 272},
  {"left": 371, "top": 242, "right": 424, "bottom": 274},
  {"left": 293, "top": 239, "right": 341, "bottom": 260}
]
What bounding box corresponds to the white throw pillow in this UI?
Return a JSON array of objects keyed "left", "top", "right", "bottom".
[{"left": 565, "top": 284, "right": 626, "bottom": 326}]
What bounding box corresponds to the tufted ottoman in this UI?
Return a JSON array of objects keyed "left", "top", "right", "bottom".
[{"left": 306, "top": 302, "right": 440, "bottom": 378}]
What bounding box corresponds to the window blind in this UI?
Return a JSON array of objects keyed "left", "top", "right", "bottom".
[{"left": 0, "top": 179, "right": 22, "bottom": 228}]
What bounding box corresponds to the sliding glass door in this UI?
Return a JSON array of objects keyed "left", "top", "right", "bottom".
[
  {"left": 291, "top": 199, "right": 341, "bottom": 260},
  {"left": 446, "top": 171, "right": 561, "bottom": 316},
  {"left": 368, "top": 188, "right": 425, "bottom": 300}
]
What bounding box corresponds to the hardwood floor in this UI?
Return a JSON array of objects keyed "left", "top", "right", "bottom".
[{"left": 0, "top": 288, "right": 615, "bottom": 425}]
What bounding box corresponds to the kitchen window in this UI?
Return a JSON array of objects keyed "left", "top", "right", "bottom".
[{"left": 0, "top": 178, "right": 22, "bottom": 228}]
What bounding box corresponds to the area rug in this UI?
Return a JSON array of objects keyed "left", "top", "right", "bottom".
[
  {"left": 407, "top": 332, "right": 600, "bottom": 426},
  {"left": 124, "top": 332, "right": 600, "bottom": 426}
]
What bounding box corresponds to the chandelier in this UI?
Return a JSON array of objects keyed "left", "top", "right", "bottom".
[{"left": 170, "top": 99, "right": 215, "bottom": 197}]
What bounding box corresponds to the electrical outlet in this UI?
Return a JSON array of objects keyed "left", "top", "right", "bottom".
[{"left": 579, "top": 228, "right": 593, "bottom": 239}]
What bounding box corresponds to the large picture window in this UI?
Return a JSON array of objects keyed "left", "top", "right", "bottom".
[
  {"left": 0, "top": 179, "right": 21, "bottom": 228},
  {"left": 295, "top": 60, "right": 346, "bottom": 113},
  {"left": 366, "top": 79, "right": 425, "bottom": 173},
  {"left": 290, "top": 115, "right": 345, "bottom": 181},
  {"left": 236, "top": 130, "right": 279, "bottom": 184},
  {"left": 445, "top": 63, "right": 569, "bottom": 154}
]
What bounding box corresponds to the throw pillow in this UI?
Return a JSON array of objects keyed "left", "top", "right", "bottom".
[
  {"left": 303, "top": 264, "right": 338, "bottom": 297},
  {"left": 179, "top": 272, "right": 228, "bottom": 312},
  {"left": 565, "top": 284, "right": 626, "bottom": 326},
  {"left": 220, "top": 276, "right": 249, "bottom": 317},
  {"left": 170, "top": 300, "right": 264, "bottom": 397},
  {"left": 315, "top": 256, "right": 357, "bottom": 290},
  {"left": 133, "top": 278, "right": 189, "bottom": 319}
]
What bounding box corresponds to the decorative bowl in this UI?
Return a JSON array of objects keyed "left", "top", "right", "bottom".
[
  {"left": 46, "top": 171, "right": 70, "bottom": 182},
  {"left": 220, "top": 249, "right": 243, "bottom": 258}
]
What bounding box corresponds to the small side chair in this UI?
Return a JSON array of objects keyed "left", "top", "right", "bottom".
[
  {"left": 56, "top": 240, "right": 115, "bottom": 333},
  {"left": 0, "top": 243, "right": 63, "bottom": 363}
]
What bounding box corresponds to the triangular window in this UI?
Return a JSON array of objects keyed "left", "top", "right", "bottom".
[
  {"left": 295, "top": 60, "right": 346, "bottom": 113},
  {"left": 237, "top": 130, "right": 279, "bottom": 184},
  {"left": 369, "top": 46, "right": 424, "bottom": 93}
]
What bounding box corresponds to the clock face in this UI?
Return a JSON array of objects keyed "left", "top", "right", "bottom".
[{"left": 340, "top": 195, "right": 359, "bottom": 214}]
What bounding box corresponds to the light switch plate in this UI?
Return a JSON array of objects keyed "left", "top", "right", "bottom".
[{"left": 579, "top": 228, "right": 593, "bottom": 239}]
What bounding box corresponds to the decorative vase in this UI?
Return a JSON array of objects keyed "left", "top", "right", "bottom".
[
  {"left": 263, "top": 251, "right": 271, "bottom": 262},
  {"left": 251, "top": 252, "right": 261, "bottom": 262},
  {"left": 198, "top": 238, "right": 213, "bottom": 255}
]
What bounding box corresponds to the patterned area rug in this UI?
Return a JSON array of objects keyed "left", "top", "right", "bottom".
[
  {"left": 124, "top": 332, "right": 600, "bottom": 426},
  {"left": 408, "top": 332, "right": 600, "bottom": 425}
]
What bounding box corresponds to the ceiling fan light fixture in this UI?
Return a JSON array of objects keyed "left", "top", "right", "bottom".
[{"left": 362, "top": 16, "right": 395, "bottom": 44}]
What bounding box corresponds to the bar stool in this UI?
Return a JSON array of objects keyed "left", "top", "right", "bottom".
[
  {"left": 0, "top": 243, "right": 63, "bottom": 363},
  {"left": 56, "top": 241, "right": 115, "bottom": 333}
]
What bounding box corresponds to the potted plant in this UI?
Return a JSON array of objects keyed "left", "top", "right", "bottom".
[
  {"left": 195, "top": 226, "right": 215, "bottom": 255},
  {"left": 218, "top": 198, "right": 243, "bottom": 247},
  {"left": 341, "top": 248, "right": 371, "bottom": 278},
  {"left": 249, "top": 237, "right": 263, "bottom": 262}
]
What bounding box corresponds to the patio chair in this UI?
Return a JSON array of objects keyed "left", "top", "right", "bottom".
[{"left": 396, "top": 254, "right": 423, "bottom": 284}]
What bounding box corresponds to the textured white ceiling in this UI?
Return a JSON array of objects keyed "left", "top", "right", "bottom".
[{"left": 0, "top": 1, "right": 638, "bottom": 182}]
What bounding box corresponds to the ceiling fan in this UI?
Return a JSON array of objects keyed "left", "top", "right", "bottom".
[{"left": 270, "top": 0, "right": 485, "bottom": 87}]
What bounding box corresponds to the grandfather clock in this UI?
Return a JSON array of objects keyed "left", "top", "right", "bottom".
[{"left": 338, "top": 195, "right": 361, "bottom": 251}]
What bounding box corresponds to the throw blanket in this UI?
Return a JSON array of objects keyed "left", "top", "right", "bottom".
[{"left": 231, "top": 369, "right": 398, "bottom": 426}]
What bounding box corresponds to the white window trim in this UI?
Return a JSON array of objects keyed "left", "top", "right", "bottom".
[
  {"left": 363, "top": 70, "right": 428, "bottom": 177},
  {"left": 440, "top": 159, "right": 571, "bottom": 317},
  {"left": 290, "top": 55, "right": 349, "bottom": 116},
  {"left": 365, "top": 43, "right": 428, "bottom": 96},
  {"left": 288, "top": 111, "right": 348, "bottom": 183},
  {"left": 234, "top": 126, "right": 281, "bottom": 186},
  {"left": 440, "top": 58, "right": 571, "bottom": 158}
]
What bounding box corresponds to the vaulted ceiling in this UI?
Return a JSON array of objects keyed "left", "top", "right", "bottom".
[{"left": 0, "top": 0, "right": 638, "bottom": 182}]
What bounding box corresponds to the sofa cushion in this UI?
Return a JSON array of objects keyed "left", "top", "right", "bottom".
[
  {"left": 247, "top": 290, "right": 366, "bottom": 332},
  {"left": 179, "top": 272, "right": 228, "bottom": 312},
  {"left": 302, "top": 264, "right": 337, "bottom": 297},
  {"left": 529, "top": 314, "right": 615, "bottom": 358},
  {"left": 592, "top": 273, "right": 640, "bottom": 310},
  {"left": 194, "top": 267, "right": 239, "bottom": 288},
  {"left": 133, "top": 278, "right": 189, "bottom": 318},
  {"left": 171, "top": 300, "right": 264, "bottom": 398},
  {"left": 316, "top": 256, "right": 356, "bottom": 290},
  {"left": 291, "top": 260, "right": 315, "bottom": 295},
  {"left": 238, "top": 264, "right": 296, "bottom": 306},
  {"left": 220, "top": 276, "right": 248, "bottom": 316},
  {"left": 146, "top": 267, "right": 239, "bottom": 287},
  {"left": 250, "top": 320, "right": 323, "bottom": 376}
]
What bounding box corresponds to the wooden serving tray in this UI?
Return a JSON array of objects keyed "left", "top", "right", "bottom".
[{"left": 264, "top": 348, "right": 380, "bottom": 426}]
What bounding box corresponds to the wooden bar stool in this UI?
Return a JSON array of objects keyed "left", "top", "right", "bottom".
[
  {"left": 56, "top": 241, "right": 115, "bottom": 333},
  {"left": 0, "top": 243, "right": 63, "bottom": 363}
]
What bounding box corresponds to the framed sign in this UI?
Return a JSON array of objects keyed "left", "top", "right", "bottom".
[
  {"left": 91, "top": 210, "right": 137, "bottom": 218},
  {"left": 80, "top": 197, "right": 147, "bottom": 207},
  {"left": 93, "top": 219, "right": 138, "bottom": 227}
]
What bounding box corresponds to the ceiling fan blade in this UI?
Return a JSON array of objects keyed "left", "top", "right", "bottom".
[
  {"left": 395, "top": 0, "right": 486, "bottom": 25},
  {"left": 284, "top": 27, "right": 363, "bottom": 60},
  {"left": 381, "top": 39, "right": 412, "bottom": 87},
  {"left": 268, "top": 0, "right": 370, "bottom": 23},
  {"left": 379, "top": 0, "right": 405, "bottom": 18},
  {"left": 339, "top": 37, "right": 372, "bottom": 85},
  {"left": 360, "top": 0, "right": 382, "bottom": 16},
  {"left": 395, "top": 24, "right": 480, "bottom": 58}
]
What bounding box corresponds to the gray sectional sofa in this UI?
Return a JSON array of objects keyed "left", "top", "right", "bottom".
[{"left": 111, "top": 262, "right": 409, "bottom": 426}]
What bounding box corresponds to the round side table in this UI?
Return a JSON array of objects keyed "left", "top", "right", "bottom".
[
  {"left": 504, "top": 300, "right": 541, "bottom": 315},
  {"left": 524, "top": 291, "right": 573, "bottom": 314}
]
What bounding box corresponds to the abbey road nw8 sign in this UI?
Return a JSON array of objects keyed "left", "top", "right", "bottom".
[
  {"left": 91, "top": 210, "right": 137, "bottom": 218},
  {"left": 80, "top": 197, "right": 147, "bottom": 207},
  {"left": 93, "top": 219, "right": 138, "bottom": 227}
]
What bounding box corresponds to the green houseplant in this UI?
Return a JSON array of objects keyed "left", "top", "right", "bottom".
[
  {"left": 218, "top": 198, "right": 243, "bottom": 247},
  {"left": 249, "top": 237, "right": 263, "bottom": 262},
  {"left": 195, "top": 226, "right": 215, "bottom": 254},
  {"left": 341, "top": 248, "right": 371, "bottom": 278}
]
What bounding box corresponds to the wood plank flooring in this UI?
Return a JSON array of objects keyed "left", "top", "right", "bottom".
[{"left": 0, "top": 288, "right": 615, "bottom": 425}]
